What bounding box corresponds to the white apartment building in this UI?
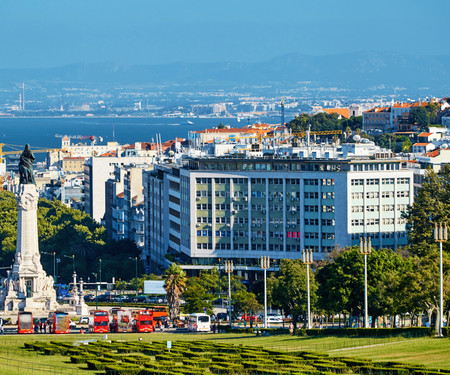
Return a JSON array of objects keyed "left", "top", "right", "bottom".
[
  {"left": 84, "top": 155, "right": 154, "bottom": 222},
  {"left": 144, "top": 144, "right": 413, "bottom": 275}
]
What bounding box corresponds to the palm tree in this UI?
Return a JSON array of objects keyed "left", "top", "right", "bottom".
[{"left": 163, "top": 263, "right": 186, "bottom": 322}]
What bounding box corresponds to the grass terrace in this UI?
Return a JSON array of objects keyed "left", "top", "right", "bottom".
[{"left": 0, "top": 332, "right": 449, "bottom": 374}]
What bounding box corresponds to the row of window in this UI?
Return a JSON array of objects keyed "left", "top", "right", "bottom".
[
  {"left": 352, "top": 204, "right": 409, "bottom": 213},
  {"left": 351, "top": 218, "right": 407, "bottom": 226},
  {"left": 350, "top": 232, "right": 407, "bottom": 240},
  {"left": 351, "top": 178, "right": 409, "bottom": 186},
  {"left": 351, "top": 191, "right": 410, "bottom": 199}
]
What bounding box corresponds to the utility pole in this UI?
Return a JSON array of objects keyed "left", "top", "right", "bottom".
[
  {"left": 224, "top": 260, "right": 234, "bottom": 327},
  {"left": 302, "top": 249, "right": 313, "bottom": 329},
  {"left": 260, "top": 256, "right": 270, "bottom": 329},
  {"left": 434, "top": 222, "right": 447, "bottom": 337},
  {"left": 360, "top": 236, "right": 372, "bottom": 328}
]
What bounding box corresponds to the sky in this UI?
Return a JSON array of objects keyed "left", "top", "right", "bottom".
[{"left": 0, "top": 0, "right": 448, "bottom": 69}]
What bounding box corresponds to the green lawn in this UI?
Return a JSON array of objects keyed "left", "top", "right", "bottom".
[{"left": 0, "top": 332, "right": 449, "bottom": 374}]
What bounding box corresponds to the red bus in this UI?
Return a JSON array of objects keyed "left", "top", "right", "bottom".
[
  {"left": 133, "top": 310, "right": 153, "bottom": 333},
  {"left": 146, "top": 306, "right": 168, "bottom": 328},
  {"left": 89, "top": 310, "right": 109, "bottom": 333},
  {"left": 111, "top": 309, "right": 132, "bottom": 333},
  {"left": 48, "top": 312, "right": 70, "bottom": 334},
  {"left": 18, "top": 312, "right": 33, "bottom": 334}
]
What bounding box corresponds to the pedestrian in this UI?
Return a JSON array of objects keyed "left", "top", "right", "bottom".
[
  {"left": 34, "top": 322, "right": 39, "bottom": 333},
  {"left": 212, "top": 323, "right": 216, "bottom": 333},
  {"left": 44, "top": 321, "right": 47, "bottom": 333},
  {"left": 39, "top": 321, "right": 43, "bottom": 333},
  {"left": 289, "top": 323, "right": 294, "bottom": 335},
  {"left": 0, "top": 318, "right": 4, "bottom": 335}
]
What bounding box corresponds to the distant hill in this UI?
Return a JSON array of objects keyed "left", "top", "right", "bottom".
[{"left": 0, "top": 51, "right": 448, "bottom": 93}]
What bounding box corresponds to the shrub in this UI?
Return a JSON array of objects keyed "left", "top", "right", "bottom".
[{"left": 104, "top": 364, "right": 143, "bottom": 375}]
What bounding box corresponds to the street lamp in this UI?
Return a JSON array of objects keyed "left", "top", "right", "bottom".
[
  {"left": 63, "top": 254, "right": 75, "bottom": 274},
  {"left": 224, "top": 260, "right": 234, "bottom": 327},
  {"left": 218, "top": 258, "right": 222, "bottom": 307},
  {"left": 42, "top": 251, "right": 56, "bottom": 283},
  {"left": 302, "top": 249, "right": 313, "bottom": 329},
  {"left": 360, "top": 236, "right": 372, "bottom": 329},
  {"left": 260, "top": 256, "right": 270, "bottom": 329},
  {"left": 129, "top": 257, "right": 138, "bottom": 297},
  {"left": 99, "top": 259, "right": 102, "bottom": 291},
  {"left": 434, "top": 222, "right": 447, "bottom": 337},
  {"left": 92, "top": 272, "right": 98, "bottom": 310}
]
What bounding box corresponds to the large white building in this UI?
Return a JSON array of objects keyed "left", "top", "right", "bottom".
[{"left": 143, "top": 141, "right": 413, "bottom": 275}]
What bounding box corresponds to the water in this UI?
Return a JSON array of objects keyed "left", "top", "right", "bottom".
[{"left": 0, "top": 117, "right": 244, "bottom": 151}]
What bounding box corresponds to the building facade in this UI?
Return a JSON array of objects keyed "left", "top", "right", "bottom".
[{"left": 144, "top": 153, "right": 413, "bottom": 274}]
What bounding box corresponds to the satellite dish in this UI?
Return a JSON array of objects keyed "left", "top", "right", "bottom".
[
  {"left": 440, "top": 143, "right": 448, "bottom": 149},
  {"left": 353, "top": 135, "right": 361, "bottom": 142}
]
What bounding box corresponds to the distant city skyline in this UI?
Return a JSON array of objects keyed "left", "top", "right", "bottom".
[{"left": 0, "top": 0, "right": 448, "bottom": 69}]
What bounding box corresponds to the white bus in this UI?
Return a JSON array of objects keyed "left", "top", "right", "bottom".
[{"left": 187, "top": 313, "right": 211, "bottom": 332}]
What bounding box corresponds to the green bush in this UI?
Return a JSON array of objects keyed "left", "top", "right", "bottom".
[
  {"left": 70, "top": 354, "right": 95, "bottom": 364},
  {"left": 104, "top": 364, "right": 143, "bottom": 375}
]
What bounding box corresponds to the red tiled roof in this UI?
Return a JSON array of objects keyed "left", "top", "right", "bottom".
[
  {"left": 117, "top": 192, "right": 124, "bottom": 198},
  {"left": 413, "top": 143, "right": 431, "bottom": 146},
  {"left": 322, "top": 108, "right": 350, "bottom": 118},
  {"left": 418, "top": 132, "right": 433, "bottom": 137},
  {"left": 392, "top": 102, "right": 429, "bottom": 108},
  {"left": 424, "top": 149, "right": 440, "bottom": 157}
]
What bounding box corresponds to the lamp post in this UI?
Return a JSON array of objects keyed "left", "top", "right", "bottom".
[
  {"left": 260, "top": 256, "right": 270, "bottom": 329},
  {"left": 99, "top": 259, "right": 102, "bottom": 292},
  {"left": 92, "top": 273, "right": 98, "bottom": 310},
  {"left": 63, "top": 254, "right": 75, "bottom": 274},
  {"left": 434, "top": 222, "right": 447, "bottom": 337},
  {"left": 302, "top": 249, "right": 313, "bottom": 329},
  {"left": 224, "top": 260, "right": 234, "bottom": 327},
  {"left": 129, "top": 257, "right": 138, "bottom": 297},
  {"left": 42, "top": 251, "right": 56, "bottom": 283},
  {"left": 218, "top": 258, "right": 222, "bottom": 307},
  {"left": 360, "top": 236, "right": 372, "bottom": 329}
]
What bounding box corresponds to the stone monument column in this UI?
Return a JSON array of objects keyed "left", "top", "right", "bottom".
[{"left": 0, "top": 145, "right": 57, "bottom": 313}]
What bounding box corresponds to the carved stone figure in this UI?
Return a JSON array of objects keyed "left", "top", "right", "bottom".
[{"left": 18, "top": 144, "right": 36, "bottom": 185}]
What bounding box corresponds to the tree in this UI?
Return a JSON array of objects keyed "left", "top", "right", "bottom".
[
  {"left": 233, "top": 289, "right": 261, "bottom": 318},
  {"left": 409, "top": 107, "right": 430, "bottom": 128},
  {"left": 183, "top": 279, "right": 214, "bottom": 315},
  {"left": 272, "top": 259, "right": 317, "bottom": 327},
  {"left": 404, "top": 165, "right": 450, "bottom": 253},
  {"left": 163, "top": 263, "right": 186, "bottom": 322}
]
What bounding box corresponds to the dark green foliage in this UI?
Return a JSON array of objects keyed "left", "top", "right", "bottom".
[{"left": 0, "top": 191, "right": 141, "bottom": 282}]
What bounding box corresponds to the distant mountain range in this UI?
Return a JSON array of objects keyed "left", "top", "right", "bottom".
[{"left": 0, "top": 51, "right": 449, "bottom": 94}]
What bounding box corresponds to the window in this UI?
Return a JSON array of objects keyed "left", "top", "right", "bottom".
[
  {"left": 397, "top": 191, "right": 410, "bottom": 198},
  {"left": 366, "top": 192, "right": 379, "bottom": 199},
  {"left": 397, "top": 204, "right": 408, "bottom": 212},
  {"left": 366, "top": 178, "right": 379, "bottom": 185},
  {"left": 397, "top": 178, "right": 410, "bottom": 184},
  {"left": 304, "top": 179, "right": 318, "bottom": 186},
  {"left": 321, "top": 179, "right": 335, "bottom": 186},
  {"left": 382, "top": 205, "right": 394, "bottom": 212},
  {"left": 366, "top": 205, "right": 379, "bottom": 212},
  {"left": 352, "top": 206, "right": 364, "bottom": 213},
  {"left": 351, "top": 179, "right": 364, "bottom": 186},
  {"left": 304, "top": 205, "right": 319, "bottom": 212},
  {"left": 321, "top": 219, "right": 335, "bottom": 226},
  {"left": 321, "top": 233, "right": 335, "bottom": 240},
  {"left": 322, "top": 205, "right": 335, "bottom": 213},
  {"left": 382, "top": 178, "right": 394, "bottom": 185},
  {"left": 352, "top": 192, "right": 363, "bottom": 199},
  {"left": 305, "top": 218, "right": 319, "bottom": 226},
  {"left": 351, "top": 219, "right": 364, "bottom": 226},
  {"left": 305, "top": 232, "right": 319, "bottom": 239},
  {"left": 367, "top": 218, "right": 379, "bottom": 225},
  {"left": 304, "top": 192, "right": 318, "bottom": 199},
  {"left": 382, "top": 218, "right": 394, "bottom": 225},
  {"left": 382, "top": 191, "right": 394, "bottom": 198},
  {"left": 322, "top": 192, "right": 335, "bottom": 199}
]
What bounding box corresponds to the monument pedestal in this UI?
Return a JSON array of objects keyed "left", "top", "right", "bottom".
[{"left": 0, "top": 184, "right": 57, "bottom": 313}]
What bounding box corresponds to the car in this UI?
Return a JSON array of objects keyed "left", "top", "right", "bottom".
[
  {"left": 69, "top": 320, "right": 77, "bottom": 329},
  {"left": 216, "top": 312, "right": 228, "bottom": 321},
  {"left": 241, "top": 314, "right": 257, "bottom": 321},
  {"left": 267, "top": 316, "right": 283, "bottom": 323},
  {"left": 78, "top": 316, "right": 89, "bottom": 324}
]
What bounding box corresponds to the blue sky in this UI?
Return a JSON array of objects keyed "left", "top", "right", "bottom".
[{"left": 0, "top": 0, "right": 448, "bottom": 68}]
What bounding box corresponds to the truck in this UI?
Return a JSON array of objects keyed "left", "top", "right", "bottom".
[{"left": 111, "top": 309, "right": 132, "bottom": 333}]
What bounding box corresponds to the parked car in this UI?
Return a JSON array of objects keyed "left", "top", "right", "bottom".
[
  {"left": 69, "top": 320, "right": 77, "bottom": 329},
  {"left": 78, "top": 316, "right": 89, "bottom": 324},
  {"left": 267, "top": 315, "right": 283, "bottom": 323},
  {"left": 216, "top": 312, "right": 228, "bottom": 321}
]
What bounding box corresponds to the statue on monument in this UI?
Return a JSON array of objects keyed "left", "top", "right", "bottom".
[{"left": 18, "top": 144, "right": 36, "bottom": 185}]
